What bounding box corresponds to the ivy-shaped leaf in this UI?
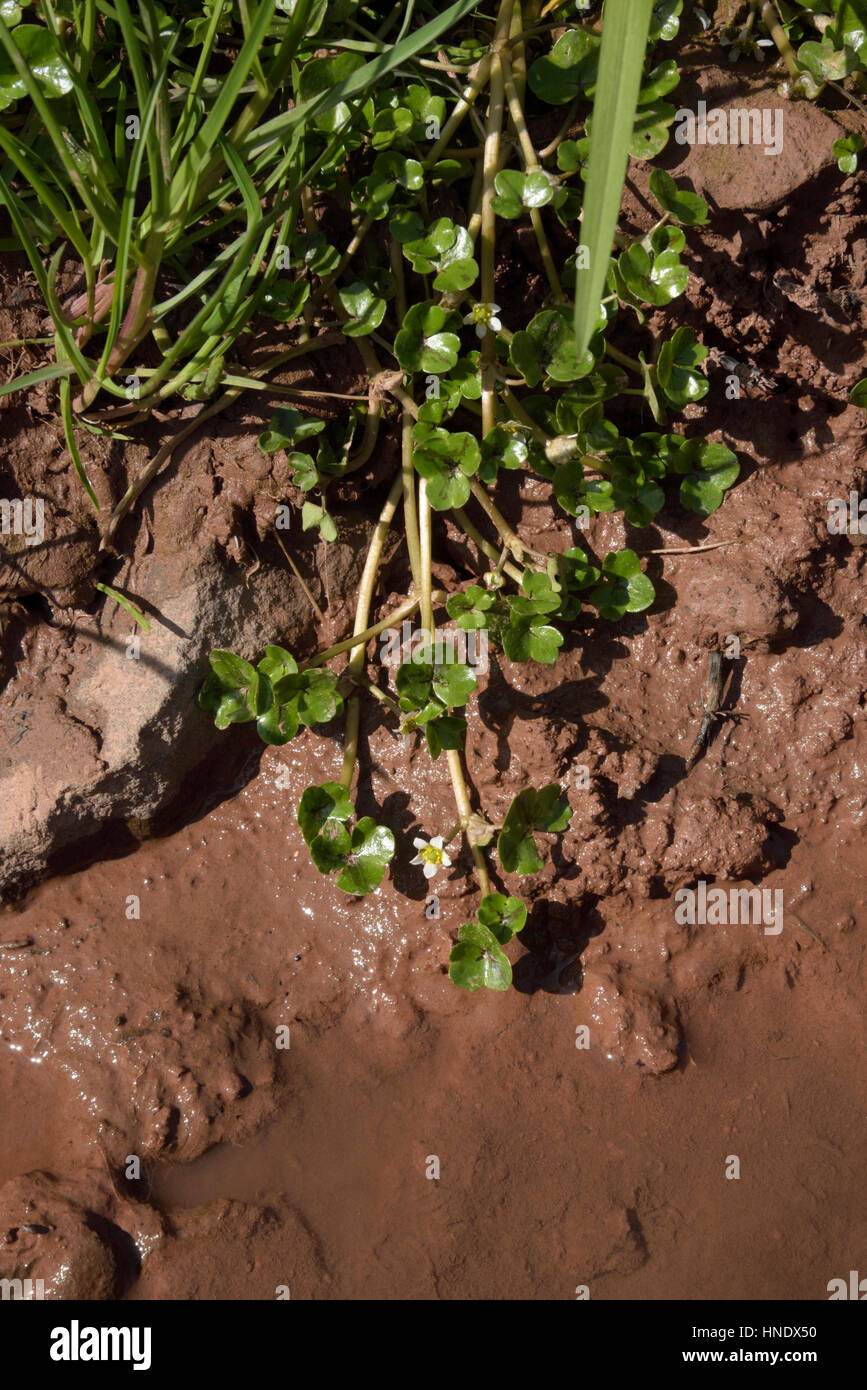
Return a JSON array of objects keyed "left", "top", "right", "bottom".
[
  {"left": 656, "top": 326, "right": 709, "bottom": 407},
  {"left": 618, "top": 239, "right": 688, "bottom": 307},
  {"left": 648, "top": 167, "right": 709, "bottom": 225},
  {"left": 335, "top": 819, "right": 395, "bottom": 895},
  {"left": 446, "top": 584, "right": 497, "bottom": 631},
  {"left": 528, "top": 27, "right": 599, "bottom": 105},
  {"left": 258, "top": 407, "right": 325, "bottom": 454},
  {"left": 412, "top": 423, "right": 481, "bottom": 509},
  {"left": 396, "top": 656, "right": 477, "bottom": 710},
  {"left": 512, "top": 307, "right": 595, "bottom": 384},
  {"left": 669, "top": 439, "right": 739, "bottom": 515},
  {"left": 498, "top": 784, "right": 572, "bottom": 875},
  {"left": 339, "top": 280, "right": 387, "bottom": 337},
  {"left": 477, "top": 893, "right": 527, "bottom": 943},
  {"left": 298, "top": 781, "right": 354, "bottom": 845},
  {"left": 0, "top": 24, "right": 73, "bottom": 104},
  {"left": 490, "top": 168, "right": 555, "bottom": 218},
  {"left": 395, "top": 302, "right": 462, "bottom": 375},
  {"left": 448, "top": 922, "right": 513, "bottom": 991},
  {"left": 425, "top": 713, "right": 467, "bottom": 760},
  {"left": 586, "top": 549, "right": 655, "bottom": 620}
]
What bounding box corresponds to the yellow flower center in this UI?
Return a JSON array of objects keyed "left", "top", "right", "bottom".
[
  {"left": 472, "top": 303, "right": 493, "bottom": 324},
  {"left": 421, "top": 845, "right": 444, "bottom": 865}
]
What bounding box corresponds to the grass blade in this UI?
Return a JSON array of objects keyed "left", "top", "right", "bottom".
[
  {"left": 60, "top": 374, "right": 100, "bottom": 510},
  {"left": 573, "top": 0, "right": 653, "bottom": 357},
  {"left": 94, "top": 582, "right": 151, "bottom": 631}
]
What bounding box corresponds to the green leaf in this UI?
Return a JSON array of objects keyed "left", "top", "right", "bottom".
[
  {"left": 491, "top": 168, "right": 555, "bottom": 218},
  {"left": 396, "top": 656, "right": 476, "bottom": 710},
  {"left": 0, "top": 24, "right": 73, "bottom": 102},
  {"left": 301, "top": 501, "right": 338, "bottom": 542},
  {"left": 850, "top": 378, "right": 867, "bottom": 407},
  {"left": 412, "top": 423, "right": 481, "bottom": 509},
  {"left": 528, "top": 27, "right": 600, "bottom": 105},
  {"left": 648, "top": 167, "right": 708, "bottom": 225},
  {"left": 503, "top": 619, "right": 564, "bottom": 664},
  {"left": 628, "top": 100, "right": 677, "bottom": 159},
  {"left": 648, "top": 0, "right": 683, "bottom": 44},
  {"left": 94, "top": 582, "right": 151, "bottom": 632},
  {"left": 339, "top": 280, "right": 386, "bottom": 337},
  {"left": 498, "top": 784, "right": 571, "bottom": 875},
  {"left": 477, "top": 893, "right": 528, "bottom": 944},
  {"left": 395, "top": 301, "right": 462, "bottom": 375},
  {"left": 656, "top": 326, "right": 709, "bottom": 407},
  {"left": 258, "top": 406, "right": 325, "bottom": 453},
  {"left": 587, "top": 548, "right": 655, "bottom": 619},
  {"left": 446, "top": 585, "right": 496, "bottom": 630},
  {"left": 297, "top": 50, "right": 366, "bottom": 132},
  {"left": 573, "top": 0, "right": 655, "bottom": 356},
  {"left": 200, "top": 648, "right": 263, "bottom": 729},
  {"left": 309, "top": 817, "right": 353, "bottom": 874},
  {"left": 448, "top": 923, "right": 513, "bottom": 991},
  {"left": 833, "top": 132, "right": 865, "bottom": 174},
  {"left": 261, "top": 278, "right": 310, "bottom": 323},
  {"left": 257, "top": 645, "right": 298, "bottom": 681},
  {"left": 523, "top": 307, "right": 595, "bottom": 383},
  {"left": 336, "top": 818, "right": 395, "bottom": 895},
  {"left": 425, "top": 713, "right": 467, "bottom": 759},
  {"left": 670, "top": 439, "right": 739, "bottom": 515},
  {"left": 298, "top": 781, "right": 355, "bottom": 845},
  {"left": 618, "top": 240, "right": 688, "bottom": 306}
]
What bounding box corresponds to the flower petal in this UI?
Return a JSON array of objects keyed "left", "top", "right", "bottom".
[{"left": 423, "top": 862, "right": 438, "bottom": 879}]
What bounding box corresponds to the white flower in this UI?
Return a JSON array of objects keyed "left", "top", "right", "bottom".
[
  {"left": 410, "top": 834, "right": 453, "bottom": 879},
  {"left": 464, "top": 301, "right": 502, "bottom": 339}
]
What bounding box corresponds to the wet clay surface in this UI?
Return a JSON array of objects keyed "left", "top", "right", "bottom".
[{"left": 1, "top": 57, "right": 866, "bottom": 1299}]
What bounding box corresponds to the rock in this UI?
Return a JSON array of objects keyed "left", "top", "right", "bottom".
[
  {"left": 0, "top": 543, "right": 318, "bottom": 901},
  {"left": 654, "top": 65, "right": 842, "bottom": 213}
]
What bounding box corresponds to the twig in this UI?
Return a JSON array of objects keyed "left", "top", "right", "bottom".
[
  {"left": 273, "top": 532, "right": 325, "bottom": 624},
  {"left": 641, "top": 540, "right": 742, "bottom": 556}
]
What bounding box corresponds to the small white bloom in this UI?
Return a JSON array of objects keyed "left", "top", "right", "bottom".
[
  {"left": 410, "top": 834, "right": 453, "bottom": 879},
  {"left": 464, "top": 301, "right": 502, "bottom": 339}
]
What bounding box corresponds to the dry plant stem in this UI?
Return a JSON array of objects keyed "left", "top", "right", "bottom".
[
  {"left": 605, "top": 342, "right": 643, "bottom": 374},
  {"left": 753, "top": 0, "right": 800, "bottom": 78},
  {"left": 302, "top": 592, "right": 447, "bottom": 670},
  {"left": 469, "top": 479, "right": 545, "bottom": 560},
  {"left": 642, "top": 540, "right": 741, "bottom": 555},
  {"left": 479, "top": 6, "right": 512, "bottom": 436},
  {"left": 447, "top": 749, "right": 493, "bottom": 896},
  {"left": 340, "top": 472, "right": 405, "bottom": 790},
  {"left": 390, "top": 239, "right": 423, "bottom": 594},
  {"left": 418, "top": 478, "right": 435, "bottom": 634},
  {"left": 500, "top": 49, "right": 564, "bottom": 300},
  {"left": 418, "top": 478, "right": 492, "bottom": 897},
  {"left": 452, "top": 506, "right": 524, "bottom": 583},
  {"left": 425, "top": 53, "right": 494, "bottom": 165}
]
